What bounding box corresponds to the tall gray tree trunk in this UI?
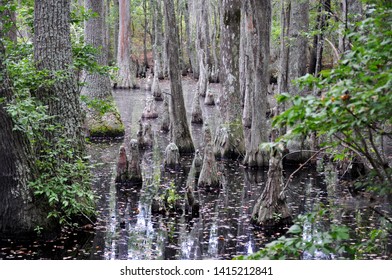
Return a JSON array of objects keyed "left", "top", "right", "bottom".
[
  {"left": 287, "top": 0, "right": 309, "bottom": 95},
  {"left": 163, "top": 0, "right": 195, "bottom": 154},
  {"left": 83, "top": 0, "right": 112, "bottom": 98},
  {"left": 34, "top": 0, "right": 85, "bottom": 151},
  {"left": 209, "top": 0, "right": 220, "bottom": 83},
  {"left": 113, "top": 0, "right": 119, "bottom": 63},
  {"left": 185, "top": 0, "right": 199, "bottom": 79},
  {"left": 243, "top": 0, "right": 271, "bottom": 168},
  {"left": 0, "top": 5, "right": 54, "bottom": 237},
  {"left": 151, "top": 0, "right": 163, "bottom": 97},
  {"left": 142, "top": 0, "right": 149, "bottom": 69},
  {"left": 117, "top": 0, "right": 133, "bottom": 88},
  {"left": 215, "top": 0, "right": 245, "bottom": 159}
]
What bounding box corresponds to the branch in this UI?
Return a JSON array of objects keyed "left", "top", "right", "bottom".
[
  {"left": 325, "top": 37, "right": 340, "bottom": 62},
  {"left": 281, "top": 147, "right": 330, "bottom": 194}
]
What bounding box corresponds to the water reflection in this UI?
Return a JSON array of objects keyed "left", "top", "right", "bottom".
[{"left": 1, "top": 79, "right": 391, "bottom": 260}]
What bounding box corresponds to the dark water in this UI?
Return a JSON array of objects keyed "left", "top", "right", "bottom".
[{"left": 1, "top": 78, "right": 391, "bottom": 260}]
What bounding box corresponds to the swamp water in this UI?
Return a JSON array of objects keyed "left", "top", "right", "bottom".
[{"left": 1, "top": 78, "right": 391, "bottom": 260}]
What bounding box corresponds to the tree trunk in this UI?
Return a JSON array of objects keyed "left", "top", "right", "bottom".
[
  {"left": 309, "top": 0, "right": 329, "bottom": 76},
  {"left": 34, "top": 0, "right": 85, "bottom": 152},
  {"left": 151, "top": 0, "right": 163, "bottom": 99},
  {"left": 215, "top": 0, "right": 245, "bottom": 159},
  {"left": 287, "top": 0, "right": 309, "bottom": 94},
  {"left": 338, "top": 0, "right": 362, "bottom": 54},
  {"left": 185, "top": 0, "right": 199, "bottom": 79},
  {"left": 117, "top": 0, "right": 133, "bottom": 88},
  {"left": 209, "top": 0, "right": 220, "bottom": 83},
  {"left": 0, "top": 10, "right": 54, "bottom": 237},
  {"left": 252, "top": 147, "right": 291, "bottom": 226},
  {"left": 113, "top": 0, "right": 119, "bottom": 63},
  {"left": 142, "top": 0, "right": 149, "bottom": 69},
  {"left": 243, "top": 0, "right": 271, "bottom": 168},
  {"left": 83, "top": 0, "right": 112, "bottom": 98},
  {"left": 163, "top": 0, "right": 195, "bottom": 154}
]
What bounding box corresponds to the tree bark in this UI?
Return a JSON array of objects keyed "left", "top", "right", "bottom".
[
  {"left": 151, "top": 0, "right": 163, "bottom": 99},
  {"left": 163, "top": 0, "right": 195, "bottom": 154},
  {"left": 83, "top": 0, "right": 112, "bottom": 97},
  {"left": 243, "top": 0, "right": 271, "bottom": 168},
  {"left": 34, "top": 0, "right": 85, "bottom": 152},
  {"left": 0, "top": 46, "right": 51, "bottom": 239},
  {"left": 215, "top": 0, "right": 245, "bottom": 159},
  {"left": 185, "top": 0, "right": 199, "bottom": 79},
  {"left": 287, "top": 0, "right": 309, "bottom": 94},
  {"left": 117, "top": 0, "right": 133, "bottom": 88},
  {"left": 252, "top": 147, "right": 291, "bottom": 226}
]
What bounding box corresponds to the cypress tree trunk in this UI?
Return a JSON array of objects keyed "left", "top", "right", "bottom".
[
  {"left": 151, "top": 0, "right": 163, "bottom": 98},
  {"left": 83, "top": 0, "right": 112, "bottom": 98},
  {"left": 215, "top": 0, "right": 245, "bottom": 159},
  {"left": 34, "top": 0, "right": 84, "bottom": 152},
  {"left": 117, "top": 0, "right": 133, "bottom": 88},
  {"left": 243, "top": 0, "right": 271, "bottom": 168},
  {"left": 163, "top": 0, "right": 195, "bottom": 154},
  {"left": 185, "top": 0, "right": 199, "bottom": 79},
  {"left": 0, "top": 26, "right": 53, "bottom": 238}
]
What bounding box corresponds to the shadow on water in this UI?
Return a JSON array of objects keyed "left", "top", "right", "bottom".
[{"left": 1, "top": 78, "right": 391, "bottom": 259}]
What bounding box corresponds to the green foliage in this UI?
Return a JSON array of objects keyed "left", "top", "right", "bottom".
[
  {"left": 0, "top": 2, "right": 100, "bottom": 227},
  {"left": 80, "top": 95, "right": 116, "bottom": 116},
  {"left": 273, "top": 3, "right": 392, "bottom": 184},
  {"left": 29, "top": 138, "right": 95, "bottom": 226},
  {"left": 161, "top": 181, "right": 181, "bottom": 211}
]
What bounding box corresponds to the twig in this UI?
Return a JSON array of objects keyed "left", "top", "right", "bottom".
[{"left": 281, "top": 147, "right": 330, "bottom": 194}]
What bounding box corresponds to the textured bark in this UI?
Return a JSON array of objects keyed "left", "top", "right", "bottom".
[
  {"left": 0, "top": 3, "right": 56, "bottom": 238},
  {"left": 127, "top": 139, "right": 142, "bottom": 184},
  {"left": 185, "top": 1, "right": 199, "bottom": 79},
  {"left": 252, "top": 147, "right": 291, "bottom": 226},
  {"left": 142, "top": 0, "right": 149, "bottom": 69},
  {"left": 277, "top": 0, "right": 290, "bottom": 97},
  {"left": 164, "top": 142, "right": 180, "bottom": 168},
  {"left": 151, "top": 0, "right": 163, "bottom": 99},
  {"left": 209, "top": 0, "right": 220, "bottom": 83},
  {"left": 117, "top": 0, "right": 133, "bottom": 88},
  {"left": 83, "top": 0, "right": 112, "bottom": 97},
  {"left": 141, "top": 97, "right": 158, "bottom": 119},
  {"left": 191, "top": 91, "right": 203, "bottom": 124},
  {"left": 115, "top": 146, "right": 128, "bottom": 183},
  {"left": 34, "top": 0, "right": 85, "bottom": 152},
  {"left": 197, "top": 49, "right": 209, "bottom": 98},
  {"left": 215, "top": 0, "right": 245, "bottom": 159},
  {"left": 198, "top": 123, "right": 220, "bottom": 190},
  {"left": 287, "top": 0, "right": 309, "bottom": 94},
  {"left": 161, "top": 98, "right": 170, "bottom": 132},
  {"left": 164, "top": 0, "right": 195, "bottom": 154}
]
